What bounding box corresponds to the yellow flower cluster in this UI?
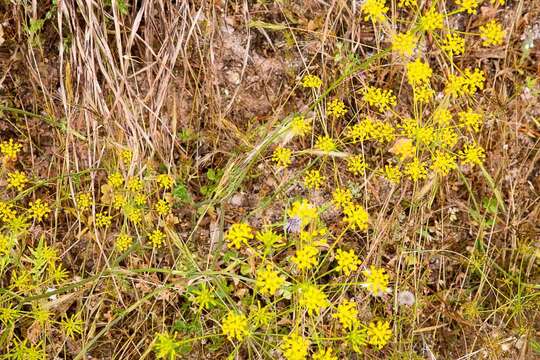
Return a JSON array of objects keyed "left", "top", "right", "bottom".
[
  {"left": 272, "top": 147, "right": 292, "bottom": 168},
  {"left": 149, "top": 229, "right": 166, "bottom": 248},
  {"left": 360, "top": 86, "right": 396, "bottom": 112},
  {"left": 391, "top": 31, "right": 418, "bottom": 56},
  {"left": 327, "top": 99, "right": 347, "bottom": 118},
  {"left": 221, "top": 311, "right": 249, "bottom": 341},
  {"left": 287, "top": 199, "right": 317, "bottom": 227},
  {"left": 419, "top": 8, "right": 444, "bottom": 32},
  {"left": 115, "top": 233, "right": 133, "bottom": 252},
  {"left": 479, "top": 20, "right": 505, "bottom": 47},
  {"left": 225, "top": 223, "right": 253, "bottom": 249},
  {"left": 304, "top": 170, "right": 325, "bottom": 190},
  {"left": 343, "top": 204, "right": 369, "bottom": 231},
  {"left": 281, "top": 333, "right": 310, "bottom": 360},
  {"left": 292, "top": 245, "right": 319, "bottom": 271},
  {"left": 361, "top": 0, "right": 388, "bottom": 23},
  {"left": 291, "top": 115, "right": 312, "bottom": 137},
  {"left": 332, "top": 188, "right": 353, "bottom": 209},
  {"left": 347, "top": 155, "right": 367, "bottom": 176},
  {"left": 95, "top": 212, "right": 112, "bottom": 227},
  {"left": 7, "top": 171, "right": 28, "bottom": 191},
  {"left": 299, "top": 284, "right": 329, "bottom": 316},
  {"left": 459, "top": 143, "right": 485, "bottom": 166},
  {"left": 442, "top": 33, "right": 465, "bottom": 56},
  {"left": 302, "top": 74, "right": 322, "bottom": 88},
  {"left": 445, "top": 68, "right": 485, "bottom": 97},
  {"left": 256, "top": 265, "right": 285, "bottom": 296},
  {"left": 406, "top": 58, "right": 432, "bottom": 85},
  {"left": 431, "top": 151, "right": 457, "bottom": 176},
  {"left": 367, "top": 321, "right": 392, "bottom": 349},
  {"left": 362, "top": 266, "right": 390, "bottom": 297},
  {"left": 347, "top": 118, "right": 396, "bottom": 144},
  {"left": 335, "top": 248, "right": 361, "bottom": 276},
  {"left": 0, "top": 139, "right": 22, "bottom": 160},
  {"left": 455, "top": 0, "right": 478, "bottom": 14},
  {"left": 156, "top": 174, "right": 174, "bottom": 189},
  {"left": 333, "top": 299, "right": 359, "bottom": 330},
  {"left": 315, "top": 135, "right": 337, "bottom": 153},
  {"left": 28, "top": 199, "right": 51, "bottom": 222}
]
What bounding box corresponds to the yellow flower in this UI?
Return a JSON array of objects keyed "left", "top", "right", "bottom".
[
  {"left": 112, "top": 193, "right": 126, "bottom": 209},
  {"left": 287, "top": 199, "right": 318, "bottom": 227},
  {"left": 367, "top": 320, "right": 392, "bottom": 349},
  {"left": 190, "top": 284, "right": 217, "bottom": 311},
  {"left": 335, "top": 249, "right": 362, "bottom": 276},
  {"left": 347, "top": 118, "right": 375, "bottom": 143},
  {"left": 490, "top": 0, "right": 504, "bottom": 4},
  {"left": 95, "top": 212, "right": 112, "bottom": 227},
  {"left": 134, "top": 193, "right": 146, "bottom": 206},
  {"left": 361, "top": 0, "right": 388, "bottom": 23},
  {"left": 149, "top": 229, "right": 166, "bottom": 248},
  {"left": 415, "top": 84, "right": 435, "bottom": 103},
  {"left": 0, "top": 139, "right": 22, "bottom": 160},
  {"left": 120, "top": 149, "right": 132, "bottom": 164},
  {"left": 433, "top": 108, "right": 453, "bottom": 125},
  {"left": 256, "top": 229, "right": 284, "bottom": 249},
  {"left": 76, "top": 193, "right": 92, "bottom": 211},
  {"left": 291, "top": 245, "right": 319, "bottom": 271},
  {"left": 343, "top": 203, "right": 369, "bottom": 231},
  {"left": 304, "top": 170, "right": 325, "bottom": 190},
  {"left": 107, "top": 172, "right": 124, "bottom": 188},
  {"left": 391, "top": 138, "right": 415, "bottom": 161},
  {"left": 391, "top": 31, "right": 418, "bottom": 57},
  {"left": 436, "top": 127, "right": 459, "bottom": 149},
  {"left": 127, "top": 177, "right": 144, "bottom": 192},
  {"left": 404, "top": 158, "right": 428, "bottom": 181},
  {"left": 347, "top": 155, "right": 368, "bottom": 176},
  {"left": 431, "top": 151, "right": 457, "bottom": 176},
  {"left": 362, "top": 266, "right": 390, "bottom": 296},
  {"left": 455, "top": 0, "right": 478, "bottom": 14},
  {"left": 333, "top": 299, "right": 359, "bottom": 330},
  {"left": 406, "top": 58, "right": 432, "bottom": 85},
  {"left": 298, "top": 284, "right": 329, "bottom": 316},
  {"left": 272, "top": 147, "right": 293, "bottom": 168},
  {"left": 301, "top": 74, "right": 322, "bottom": 88},
  {"left": 124, "top": 205, "right": 143, "bottom": 224},
  {"left": 0, "top": 202, "right": 17, "bottom": 222},
  {"left": 419, "top": 8, "right": 443, "bottom": 32},
  {"left": 458, "top": 108, "right": 483, "bottom": 132},
  {"left": 382, "top": 164, "right": 402, "bottom": 183},
  {"left": 256, "top": 265, "right": 285, "bottom": 296},
  {"left": 459, "top": 143, "right": 486, "bottom": 166},
  {"left": 155, "top": 199, "right": 171, "bottom": 216},
  {"left": 360, "top": 86, "right": 396, "bottom": 112},
  {"left": 327, "top": 99, "right": 347, "bottom": 118},
  {"left": 221, "top": 311, "right": 249, "bottom": 341},
  {"left": 156, "top": 174, "right": 174, "bottom": 189},
  {"left": 7, "top": 171, "right": 28, "bottom": 191},
  {"left": 445, "top": 68, "right": 485, "bottom": 97},
  {"left": 281, "top": 333, "right": 310, "bottom": 360},
  {"left": 315, "top": 135, "right": 337, "bottom": 153},
  {"left": 312, "top": 348, "right": 338, "bottom": 360},
  {"left": 332, "top": 188, "right": 353, "bottom": 209},
  {"left": 115, "top": 233, "right": 133, "bottom": 252},
  {"left": 371, "top": 121, "right": 396, "bottom": 143},
  {"left": 225, "top": 223, "right": 254, "bottom": 249},
  {"left": 480, "top": 20, "right": 505, "bottom": 46},
  {"left": 28, "top": 199, "right": 51, "bottom": 222},
  {"left": 290, "top": 115, "right": 312, "bottom": 137},
  {"left": 441, "top": 33, "right": 465, "bottom": 56}
]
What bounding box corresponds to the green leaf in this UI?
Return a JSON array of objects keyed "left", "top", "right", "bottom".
[{"left": 173, "top": 183, "right": 191, "bottom": 203}]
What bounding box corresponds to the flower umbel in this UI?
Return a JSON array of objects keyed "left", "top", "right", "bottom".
[
  {"left": 281, "top": 333, "right": 310, "bottom": 360},
  {"left": 221, "top": 312, "right": 249, "bottom": 341},
  {"left": 362, "top": 266, "right": 390, "bottom": 296},
  {"left": 298, "top": 284, "right": 330, "bottom": 316},
  {"left": 225, "top": 223, "right": 254, "bottom": 249},
  {"left": 333, "top": 299, "right": 359, "bottom": 330},
  {"left": 335, "top": 248, "right": 362, "bottom": 276},
  {"left": 367, "top": 321, "right": 392, "bottom": 349}
]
